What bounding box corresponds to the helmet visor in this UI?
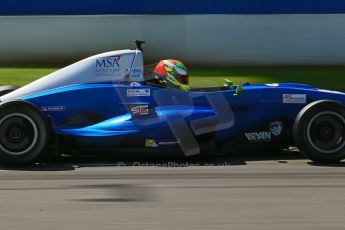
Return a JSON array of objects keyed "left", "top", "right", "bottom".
[{"left": 179, "top": 75, "right": 189, "bottom": 85}]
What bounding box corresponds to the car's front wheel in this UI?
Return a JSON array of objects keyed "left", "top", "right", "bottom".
[
  {"left": 294, "top": 100, "right": 345, "bottom": 163},
  {"left": 0, "top": 85, "right": 19, "bottom": 97},
  {"left": 0, "top": 101, "right": 50, "bottom": 165}
]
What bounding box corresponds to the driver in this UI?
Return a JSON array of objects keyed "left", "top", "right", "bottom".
[{"left": 152, "top": 59, "right": 190, "bottom": 91}]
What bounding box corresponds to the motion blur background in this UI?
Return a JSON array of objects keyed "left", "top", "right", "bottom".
[
  {"left": 2, "top": 3, "right": 345, "bottom": 230},
  {"left": 1, "top": 0, "right": 345, "bottom": 66},
  {"left": 1, "top": 0, "right": 345, "bottom": 90}
]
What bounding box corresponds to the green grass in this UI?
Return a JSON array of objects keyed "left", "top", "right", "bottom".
[
  {"left": 1, "top": 66, "right": 345, "bottom": 91},
  {"left": 190, "top": 66, "right": 345, "bottom": 91},
  {"left": 0, "top": 67, "right": 57, "bottom": 86}
]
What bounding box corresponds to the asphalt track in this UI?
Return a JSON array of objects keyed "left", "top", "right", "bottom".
[{"left": 1, "top": 151, "right": 345, "bottom": 230}]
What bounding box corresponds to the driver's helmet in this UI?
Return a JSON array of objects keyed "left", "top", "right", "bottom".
[{"left": 153, "top": 59, "right": 189, "bottom": 85}]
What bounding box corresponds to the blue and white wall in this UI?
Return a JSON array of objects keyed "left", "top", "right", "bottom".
[{"left": 1, "top": 0, "right": 345, "bottom": 66}]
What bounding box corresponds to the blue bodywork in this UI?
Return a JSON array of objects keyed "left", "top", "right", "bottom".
[{"left": 19, "top": 82, "right": 345, "bottom": 152}]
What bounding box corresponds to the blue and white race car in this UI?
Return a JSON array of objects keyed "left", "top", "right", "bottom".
[{"left": 0, "top": 41, "right": 345, "bottom": 165}]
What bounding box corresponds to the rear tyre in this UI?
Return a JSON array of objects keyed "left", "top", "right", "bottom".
[
  {"left": 0, "top": 101, "right": 50, "bottom": 165},
  {"left": 294, "top": 100, "right": 345, "bottom": 163}
]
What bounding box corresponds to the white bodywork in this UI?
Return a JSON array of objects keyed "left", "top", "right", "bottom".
[{"left": 0, "top": 49, "right": 144, "bottom": 101}]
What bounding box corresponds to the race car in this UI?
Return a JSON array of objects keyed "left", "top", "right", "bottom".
[{"left": 0, "top": 41, "right": 345, "bottom": 165}]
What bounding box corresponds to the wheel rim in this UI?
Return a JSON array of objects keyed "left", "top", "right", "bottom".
[
  {"left": 306, "top": 111, "right": 345, "bottom": 154},
  {"left": 0, "top": 113, "right": 38, "bottom": 156}
]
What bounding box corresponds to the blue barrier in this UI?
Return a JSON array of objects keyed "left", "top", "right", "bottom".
[{"left": 1, "top": 0, "right": 345, "bottom": 15}]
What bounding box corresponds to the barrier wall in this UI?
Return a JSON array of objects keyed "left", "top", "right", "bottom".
[{"left": 0, "top": 1, "right": 345, "bottom": 66}]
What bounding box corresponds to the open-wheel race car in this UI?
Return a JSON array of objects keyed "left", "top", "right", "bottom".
[{"left": 1, "top": 41, "right": 345, "bottom": 165}]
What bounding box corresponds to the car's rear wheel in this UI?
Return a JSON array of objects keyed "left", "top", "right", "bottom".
[
  {"left": 0, "top": 101, "right": 50, "bottom": 165},
  {"left": 294, "top": 100, "right": 345, "bottom": 163}
]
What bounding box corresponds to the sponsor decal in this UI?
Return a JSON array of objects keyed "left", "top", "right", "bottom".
[
  {"left": 245, "top": 121, "right": 283, "bottom": 142},
  {"left": 283, "top": 94, "right": 307, "bottom": 104},
  {"left": 41, "top": 106, "right": 65, "bottom": 112},
  {"left": 131, "top": 105, "right": 149, "bottom": 116},
  {"left": 158, "top": 140, "right": 179, "bottom": 146},
  {"left": 95, "top": 56, "right": 121, "bottom": 75},
  {"left": 245, "top": 131, "right": 271, "bottom": 142},
  {"left": 145, "top": 139, "right": 158, "bottom": 148},
  {"left": 130, "top": 68, "right": 143, "bottom": 81},
  {"left": 130, "top": 82, "right": 141, "bottom": 86},
  {"left": 145, "top": 139, "right": 179, "bottom": 148},
  {"left": 270, "top": 121, "right": 283, "bottom": 136},
  {"left": 127, "top": 89, "right": 150, "bottom": 97}
]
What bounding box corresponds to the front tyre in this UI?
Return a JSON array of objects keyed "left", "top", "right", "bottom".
[
  {"left": 0, "top": 85, "right": 19, "bottom": 97},
  {"left": 294, "top": 100, "right": 345, "bottom": 163},
  {"left": 0, "top": 101, "right": 50, "bottom": 165}
]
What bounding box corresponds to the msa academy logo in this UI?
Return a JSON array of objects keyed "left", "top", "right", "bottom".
[
  {"left": 127, "top": 89, "right": 151, "bottom": 97},
  {"left": 283, "top": 94, "right": 306, "bottom": 104},
  {"left": 95, "top": 56, "right": 121, "bottom": 75},
  {"left": 245, "top": 121, "right": 283, "bottom": 142},
  {"left": 131, "top": 105, "right": 149, "bottom": 116}
]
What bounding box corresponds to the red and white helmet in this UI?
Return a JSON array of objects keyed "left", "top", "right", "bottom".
[{"left": 153, "top": 59, "right": 189, "bottom": 85}]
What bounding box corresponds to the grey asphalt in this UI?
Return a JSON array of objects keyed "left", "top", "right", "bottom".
[{"left": 1, "top": 153, "right": 345, "bottom": 230}]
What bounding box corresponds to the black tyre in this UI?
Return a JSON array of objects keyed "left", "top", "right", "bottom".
[
  {"left": 0, "top": 85, "right": 18, "bottom": 97},
  {"left": 0, "top": 101, "right": 50, "bottom": 165},
  {"left": 294, "top": 100, "right": 345, "bottom": 163}
]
